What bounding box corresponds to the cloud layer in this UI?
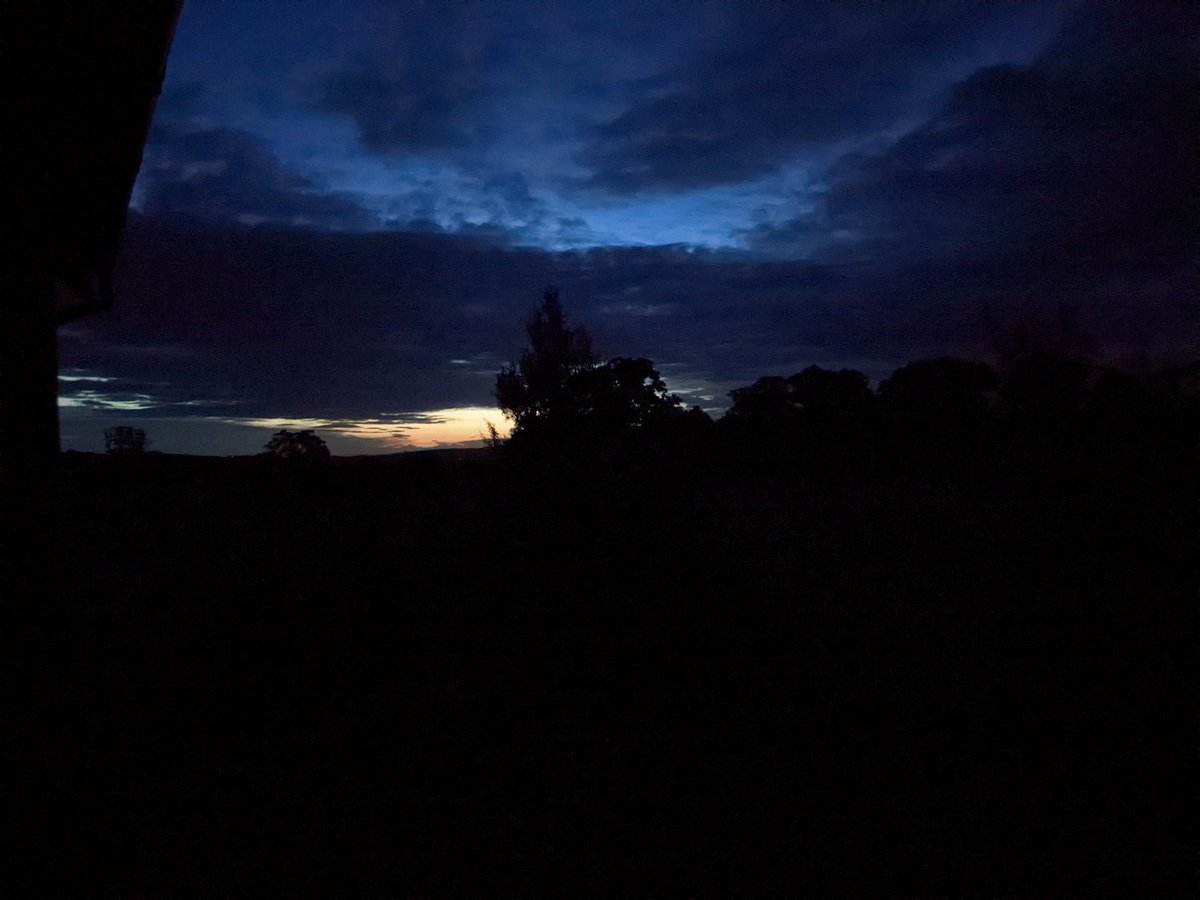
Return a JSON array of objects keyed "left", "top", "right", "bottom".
[
  {"left": 138, "top": 0, "right": 1079, "bottom": 246},
  {"left": 751, "top": 2, "right": 1197, "bottom": 267},
  {"left": 66, "top": 1, "right": 1197, "bottom": 453}
]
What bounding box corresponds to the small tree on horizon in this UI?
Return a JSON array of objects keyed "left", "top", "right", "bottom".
[
  {"left": 105, "top": 425, "right": 147, "bottom": 456},
  {"left": 264, "top": 429, "right": 331, "bottom": 460}
]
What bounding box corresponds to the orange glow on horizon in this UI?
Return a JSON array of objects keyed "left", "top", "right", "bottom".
[{"left": 232, "top": 406, "right": 511, "bottom": 452}]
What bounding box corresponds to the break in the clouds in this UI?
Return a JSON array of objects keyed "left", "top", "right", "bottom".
[{"left": 65, "top": 1, "right": 1197, "bottom": 454}]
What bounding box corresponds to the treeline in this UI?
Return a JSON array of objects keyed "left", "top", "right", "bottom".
[
  {"left": 497, "top": 291, "right": 1198, "bottom": 496},
  {"left": 717, "top": 355, "right": 1197, "bottom": 492}
]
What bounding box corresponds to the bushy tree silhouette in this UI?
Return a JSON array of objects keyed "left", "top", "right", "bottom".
[
  {"left": 264, "top": 429, "right": 330, "bottom": 460},
  {"left": 880, "top": 357, "right": 995, "bottom": 421},
  {"left": 788, "top": 366, "right": 873, "bottom": 419},
  {"left": 572, "top": 356, "right": 684, "bottom": 434},
  {"left": 720, "top": 366, "right": 874, "bottom": 474},
  {"left": 724, "top": 366, "right": 873, "bottom": 430},
  {"left": 496, "top": 291, "right": 683, "bottom": 444},
  {"left": 724, "top": 376, "right": 801, "bottom": 431}
]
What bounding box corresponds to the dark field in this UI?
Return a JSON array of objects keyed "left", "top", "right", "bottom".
[{"left": 10, "top": 447, "right": 1196, "bottom": 893}]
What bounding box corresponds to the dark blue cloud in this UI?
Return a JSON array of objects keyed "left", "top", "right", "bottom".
[
  {"left": 146, "top": 1, "right": 1072, "bottom": 245},
  {"left": 68, "top": 215, "right": 555, "bottom": 420},
  {"left": 750, "top": 1, "right": 1197, "bottom": 274},
  {"left": 137, "top": 124, "right": 378, "bottom": 230},
  {"left": 66, "top": 200, "right": 1193, "bottom": 454},
  {"left": 301, "top": 0, "right": 712, "bottom": 161},
  {"left": 579, "top": 3, "right": 1065, "bottom": 193},
  {"left": 316, "top": 60, "right": 489, "bottom": 154}
]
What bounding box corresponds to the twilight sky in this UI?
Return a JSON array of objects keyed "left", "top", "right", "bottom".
[{"left": 60, "top": 0, "right": 1196, "bottom": 454}]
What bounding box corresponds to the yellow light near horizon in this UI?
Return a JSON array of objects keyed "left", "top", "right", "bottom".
[
  {"left": 238, "top": 417, "right": 333, "bottom": 431},
  {"left": 374, "top": 406, "right": 511, "bottom": 449},
  {"left": 229, "top": 407, "right": 510, "bottom": 452}
]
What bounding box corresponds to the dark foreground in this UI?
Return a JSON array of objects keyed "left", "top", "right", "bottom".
[{"left": 9, "top": 448, "right": 1196, "bottom": 893}]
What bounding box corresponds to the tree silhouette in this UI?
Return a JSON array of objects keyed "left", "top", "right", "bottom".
[
  {"left": 723, "top": 366, "right": 873, "bottom": 432},
  {"left": 724, "top": 376, "right": 801, "bottom": 431},
  {"left": 878, "top": 357, "right": 996, "bottom": 482},
  {"left": 496, "top": 291, "right": 682, "bottom": 444},
  {"left": 104, "top": 425, "right": 147, "bottom": 456},
  {"left": 879, "top": 357, "right": 995, "bottom": 420},
  {"left": 264, "top": 429, "right": 330, "bottom": 460},
  {"left": 495, "top": 290, "right": 597, "bottom": 440},
  {"left": 572, "top": 356, "right": 685, "bottom": 436},
  {"left": 788, "top": 366, "right": 873, "bottom": 419},
  {"left": 720, "top": 366, "right": 874, "bottom": 475}
]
